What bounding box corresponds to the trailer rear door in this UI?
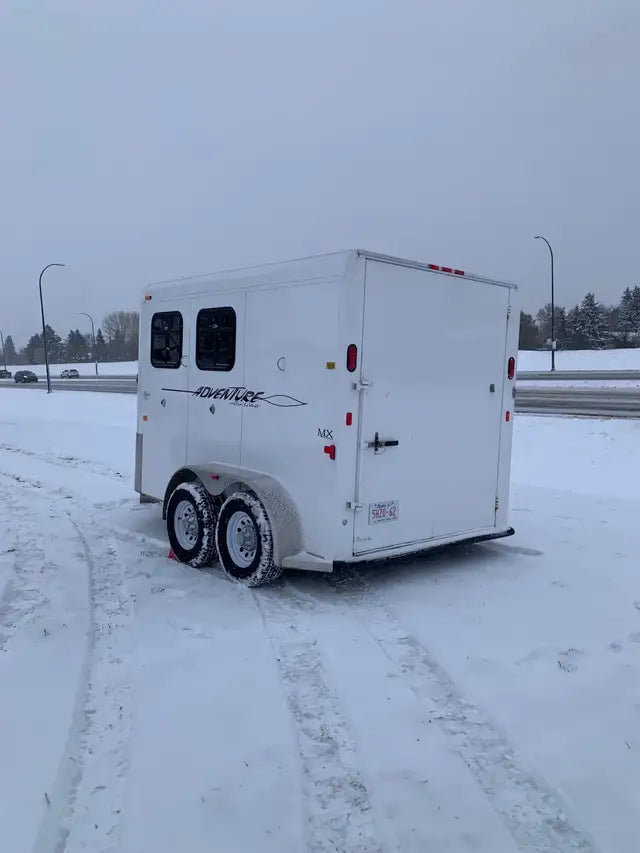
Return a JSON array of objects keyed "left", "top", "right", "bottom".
[{"left": 353, "top": 259, "right": 510, "bottom": 556}]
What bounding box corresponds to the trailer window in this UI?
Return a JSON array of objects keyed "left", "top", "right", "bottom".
[
  {"left": 151, "top": 311, "right": 183, "bottom": 368},
  {"left": 196, "top": 307, "right": 236, "bottom": 371}
]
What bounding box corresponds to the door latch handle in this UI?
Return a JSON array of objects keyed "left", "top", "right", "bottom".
[{"left": 366, "top": 432, "right": 399, "bottom": 452}]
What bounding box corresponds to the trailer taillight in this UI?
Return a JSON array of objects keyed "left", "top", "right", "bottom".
[
  {"left": 507, "top": 357, "right": 515, "bottom": 380},
  {"left": 346, "top": 344, "right": 358, "bottom": 373}
]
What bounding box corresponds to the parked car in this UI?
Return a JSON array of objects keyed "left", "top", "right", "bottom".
[
  {"left": 0, "top": 369, "right": 11, "bottom": 379},
  {"left": 14, "top": 370, "right": 38, "bottom": 383},
  {"left": 60, "top": 369, "right": 80, "bottom": 379}
]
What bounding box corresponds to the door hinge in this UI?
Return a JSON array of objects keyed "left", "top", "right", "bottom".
[
  {"left": 347, "top": 501, "right": 364, "bottom": 511},
  {"left": 507, "top": 305, "right": 512, "bottom": 318},
  {"left": 352, "top": 379, "right": 371, "bottom": 392},
  {"left": 495, "top": 496, "right": 500, "bottom": 511}
]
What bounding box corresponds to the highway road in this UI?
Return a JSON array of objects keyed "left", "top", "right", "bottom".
[
  {"left": 515, "top": 387, "right": 640, "bottom": 417},
  {"left": 2, "top": 376, "right": 640, "bottom": 417},
  {"left": 518, "top": 369, "right": 640, "bottom": 381},
  {"left": 1, "top": 378, "right": 137, "bottom": 394}
]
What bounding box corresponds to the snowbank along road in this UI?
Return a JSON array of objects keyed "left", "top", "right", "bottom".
[{"left": 1, "top": 389, "right": 640, "bottom": 852}]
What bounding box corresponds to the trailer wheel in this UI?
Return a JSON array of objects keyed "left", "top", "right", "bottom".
[
  {"left": 216, "top": 492, "right": 282, "bottom": 587},
  {"left": 166, "top": 481, "right": 218, "bottom": 568}
]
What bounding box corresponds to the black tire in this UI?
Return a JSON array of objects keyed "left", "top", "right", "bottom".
[
  {"left": 166, "top": 481, "right": 218, "bottom": 568},
  {"left": 216, "top": 492, "right": 282, "bottom": 587}
]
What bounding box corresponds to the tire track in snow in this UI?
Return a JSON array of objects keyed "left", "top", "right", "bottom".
[
  {"left": 0, "top": 490, "right": 47, "bottom": 650},
  {"left": 32, "top": 518, "right": 133, "bottom": 853},
  {"left": 0, "top": 442, "right": 126, "bottom": 481},
  {"left": 255, "top": 584, "right": 386, "bottom": 853},
  {"left": 326, "top": 569, "right": 599, "bottom": 853}
]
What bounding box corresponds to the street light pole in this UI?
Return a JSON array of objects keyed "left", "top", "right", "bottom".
[
  {"left": 39, "top": 263, "right": 66, "bottom": 393},
  {"left": 534, "top": 236, "right": 556, "bottom": 371},
  {"left": 79, "top": 312, "right": 98, "bottom": 376},
  {"left": 0, "top": 330, "right": 6, "bottom": 370}
]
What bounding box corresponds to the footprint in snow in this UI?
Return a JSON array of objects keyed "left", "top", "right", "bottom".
[{"left": 557, "top": 648, "right": 585, "bottom": 673}]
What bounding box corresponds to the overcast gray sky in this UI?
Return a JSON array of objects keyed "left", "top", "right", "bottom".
[{"left": 1, "top": 0, "right": 638, "bottom": 347}]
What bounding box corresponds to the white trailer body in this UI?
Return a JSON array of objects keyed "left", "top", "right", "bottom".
[{"left": 135, "top": 250, "right": 518, "bottom": 585}]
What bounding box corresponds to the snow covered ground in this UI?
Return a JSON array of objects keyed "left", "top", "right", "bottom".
[
  {"left": 518, "top": 348, "right": 640, "bottom": 371},
  {"left": 1, "top": 390, "right": 639, "bottom": 852}
]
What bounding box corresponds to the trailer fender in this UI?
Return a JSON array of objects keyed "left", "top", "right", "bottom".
[{"left": 163, "top": 464, "right": 304, "bottom": 567}]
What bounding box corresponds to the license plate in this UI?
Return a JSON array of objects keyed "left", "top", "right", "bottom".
[{"left": 368, "top": 500, "right": 399, "bottom": 525}]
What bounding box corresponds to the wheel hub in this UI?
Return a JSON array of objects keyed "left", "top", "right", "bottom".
[
  {"left": 226, "top": 510, "right": 258, "bottom": 569},
  {"left": 174, "top": 500, "right": 199, "bottom": 549}
]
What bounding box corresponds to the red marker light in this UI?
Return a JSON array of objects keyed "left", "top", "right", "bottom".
[
  {"left": 454, "top": 269, "right": 465, "bottom": 276},
  {"left": 346, "top": 412, "right": 353, "bottom": 426},
  {"left": 324, "top": 444, "right": 336, "bottom": 460},
  {"left": 507, "top": 357, "right": 515, "bottom": 380},
  {"left": 441, "top": 266, "right": 453, "bottom": 274},
  {"left": 346, "top": 344, "right": 358, "bottom": 373},
  {"left": 505, "top": 411, "right": 511, "bottom": 422},
  {"left": 427, "top": 263, "right": 440, "bottom": 271}
]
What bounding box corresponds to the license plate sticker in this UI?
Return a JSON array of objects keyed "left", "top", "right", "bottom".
[{"left": 368, "top": 500, "right": 399, "bottom": 525}]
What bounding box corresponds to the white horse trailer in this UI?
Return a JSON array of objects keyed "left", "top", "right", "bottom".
[{"left": 135, "top": 250, "right": 518, "bottom": 586}]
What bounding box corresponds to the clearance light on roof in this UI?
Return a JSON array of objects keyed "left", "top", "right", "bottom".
[{"left": 427, "top": 264, "right": 465, "bottom": 275}]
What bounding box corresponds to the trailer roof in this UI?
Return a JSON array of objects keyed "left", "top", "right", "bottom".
[{"left": 145, "top": 249, "right": 516, "bottom": 298}]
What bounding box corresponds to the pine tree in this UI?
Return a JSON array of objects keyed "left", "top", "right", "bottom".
[
  {"left": 519, "top": 312, "right": 540, "bottom": 349},
  {"left": 23, "top": 333, "right": 44, "bottom": 364},
  {"left": 95, "top": 328, "right": 107, "bottom": 362},
  {"left": 631, "top": 286, "right": 640, "bottom": 343},
  {"left": 65, "top": 329, "right": 88, "bottom": 362},
  {"left": 536, "top": 303, "right": 567, "bottom": 350},
  {"left": 44, "top": 325, "right": 64, "bottom": 363},
  {"left": 618, "top": 288, "right": 635, "bottom": 344},
  {"left": 564, "top": 306, "right": 581, "bottom": 350},
  {"left": 575, "top": 292, "right": 609, "bottom": 350},
  {"left": 2, "top": 334, "right": 18, "bottom": 366}
]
